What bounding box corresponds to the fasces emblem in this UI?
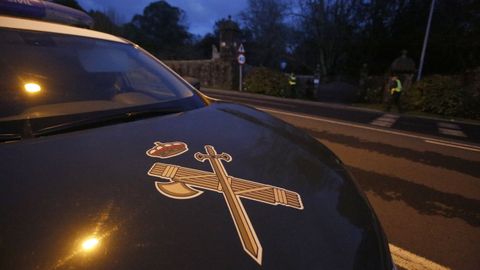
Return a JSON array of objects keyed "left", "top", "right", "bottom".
[{"left": 146, "top": 142, "right": 304, "bottom": 264}]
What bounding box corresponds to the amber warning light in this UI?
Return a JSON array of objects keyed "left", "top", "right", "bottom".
[
  {"left": 24, "top": 83, "right": 42, "bottom": 94},
  {"left": 81, "top": 237, "right": 99, "bottom": 251}
]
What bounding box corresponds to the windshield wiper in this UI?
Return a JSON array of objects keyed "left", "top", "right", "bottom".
[
  {"left": 0, "top": 134, "right": 22, "bottom": 143},
  {"left": 33, "top": 107, "right": 183, "bottom": 137}
]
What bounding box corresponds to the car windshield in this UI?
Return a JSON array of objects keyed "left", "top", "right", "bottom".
[{"left": 0, "top": 27, "right": 204, "bottom": 138}]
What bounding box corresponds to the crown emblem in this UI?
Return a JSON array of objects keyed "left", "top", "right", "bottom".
[{"left": 146, "top": 141, "right": 188, "bottom": 159}]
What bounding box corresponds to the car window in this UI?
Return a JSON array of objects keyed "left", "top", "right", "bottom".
[{"left": 0, "top": 28, "right": 196, "bottom": 121}]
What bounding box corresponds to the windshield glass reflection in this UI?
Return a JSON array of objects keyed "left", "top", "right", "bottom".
[{"left": 0, "top": 28, "right": 195, "bottom": 122}]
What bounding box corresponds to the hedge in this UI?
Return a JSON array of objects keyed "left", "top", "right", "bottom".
[
  {"left": 405, "top": 75, "right": 480, "bottom": 118},
  {"left": 243, "top": 67, "right": 289, "bottom": 97}
]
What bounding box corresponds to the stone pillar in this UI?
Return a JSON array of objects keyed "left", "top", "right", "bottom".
[
  {"left": 218, "top": 16, "right": 241, "bottom": 89},
  {"left": 219, "top": 15, "right": 240, "bottom": 61}
]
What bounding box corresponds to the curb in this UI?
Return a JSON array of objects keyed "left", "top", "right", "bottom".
[
  {"left": 201, "top": 88, "right": 480, "bottom": 127},
  {"left": 201, "top": 88, "right": 381, "bottom": 114}
]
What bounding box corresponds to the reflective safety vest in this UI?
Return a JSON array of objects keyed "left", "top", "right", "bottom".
[
  {"left": 289, "top": 74, "right": 297, "bottom": 86},
  {"left": 390, "top": 79, "right": 402, "bottom": 95}
]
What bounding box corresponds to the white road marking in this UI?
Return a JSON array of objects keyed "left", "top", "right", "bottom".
[
  {"left": 438, "top": 128, "right": 467, "bottom": 137},
  {"left": 371, "top": 114, "right": 400, "bottom": 127},
  {"left": 371, "top": 120, "right": 394, "bottom": 127},
  {"left": 437, "top": 122, "right": 460, "bottom": 129},
  {"left": 437, "top": 122, "right": 466, "bottom": 137},
  {"left": 389, "top": 244, "right": 450, "bottom": 270},
  {"left": 425, "top": 140, "right": 480, "bottom": 152},
  {"left": 259, "top": 107, "right": 480, "bottom": 152}
]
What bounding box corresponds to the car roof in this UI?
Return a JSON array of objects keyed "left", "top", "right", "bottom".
[{"left": 0, "top": 15, "right": 128, "bottom": 44}]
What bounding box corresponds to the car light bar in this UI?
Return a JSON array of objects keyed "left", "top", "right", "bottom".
[{"left": 0, "top": 0, "right": 94, "bottom": 28}]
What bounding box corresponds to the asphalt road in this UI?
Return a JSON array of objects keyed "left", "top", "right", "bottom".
[
  {"left": 202, "top": 88, "right": 480, "bottom": 145},
  {"left": 201, "top": 88, "right": 480, "bottom": 270}
]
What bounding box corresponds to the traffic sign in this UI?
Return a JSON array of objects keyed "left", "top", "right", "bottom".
[
  {"left": 238, "top": 44, "right": 245, "bottom": 54},
  {"left": 237, "top": 54, "right": 246, "bottom": 65}
]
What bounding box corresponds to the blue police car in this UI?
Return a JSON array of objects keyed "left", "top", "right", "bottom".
[{"left": 0, "top": 1, "right": 396, "bottom": 269}]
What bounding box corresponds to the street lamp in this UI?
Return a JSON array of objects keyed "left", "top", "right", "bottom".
[{"left": 417, "top": 0, "right": 437, "bottom": 81}]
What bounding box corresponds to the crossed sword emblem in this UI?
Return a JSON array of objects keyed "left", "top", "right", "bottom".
[{"left": 147, "top": 145, "right": 304, "bottom": 264}]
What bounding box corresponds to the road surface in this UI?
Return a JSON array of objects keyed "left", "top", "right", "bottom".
[{"left": 202, "top": 88, "right": 480, "bottom": 270}]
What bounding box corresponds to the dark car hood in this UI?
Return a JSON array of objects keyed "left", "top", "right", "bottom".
[{"left": 0, "top": 102, "right": 390, "bottom": 269}]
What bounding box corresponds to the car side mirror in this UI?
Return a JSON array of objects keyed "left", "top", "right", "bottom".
[{"left": 183, "top": 76, "right": 201, "bottom": 90}]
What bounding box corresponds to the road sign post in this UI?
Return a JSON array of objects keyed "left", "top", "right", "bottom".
[
  {"left": 239, "top": 65, "right": 243, "bottom": 92},
  {"left": 237, "top": 44, "right": 246, "bottom": 92}
]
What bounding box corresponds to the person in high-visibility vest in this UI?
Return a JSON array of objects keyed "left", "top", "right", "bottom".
[
  {"left": 386, "top": 75, "right": 403, "bottom": 113},
  {"left": 288, "top": 73, "right": 297, "bottom": 98}
]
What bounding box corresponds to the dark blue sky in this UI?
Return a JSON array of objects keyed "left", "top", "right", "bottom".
[{"left": 78, "top": 0, "right": 248, "bottom": 35}]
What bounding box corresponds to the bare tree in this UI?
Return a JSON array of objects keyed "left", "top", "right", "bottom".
[
  {"left": 294, "top": 0, "right": 363, "bottom": 78},
  {"left": 240, "top": 0, "right": 291, "bottom": 68}
]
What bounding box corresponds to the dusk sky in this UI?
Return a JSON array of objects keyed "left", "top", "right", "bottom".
[{"left": 78, "top": 0, "right": 248, "bottom": 35}]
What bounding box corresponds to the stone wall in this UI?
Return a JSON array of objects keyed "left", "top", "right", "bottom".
[{"left": 163, "top": 59, "right": 234, "bottom": 90}]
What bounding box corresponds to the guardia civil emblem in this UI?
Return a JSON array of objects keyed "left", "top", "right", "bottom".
[{"left": 146, "top": 142, "right": 304, "bottom": 265}]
